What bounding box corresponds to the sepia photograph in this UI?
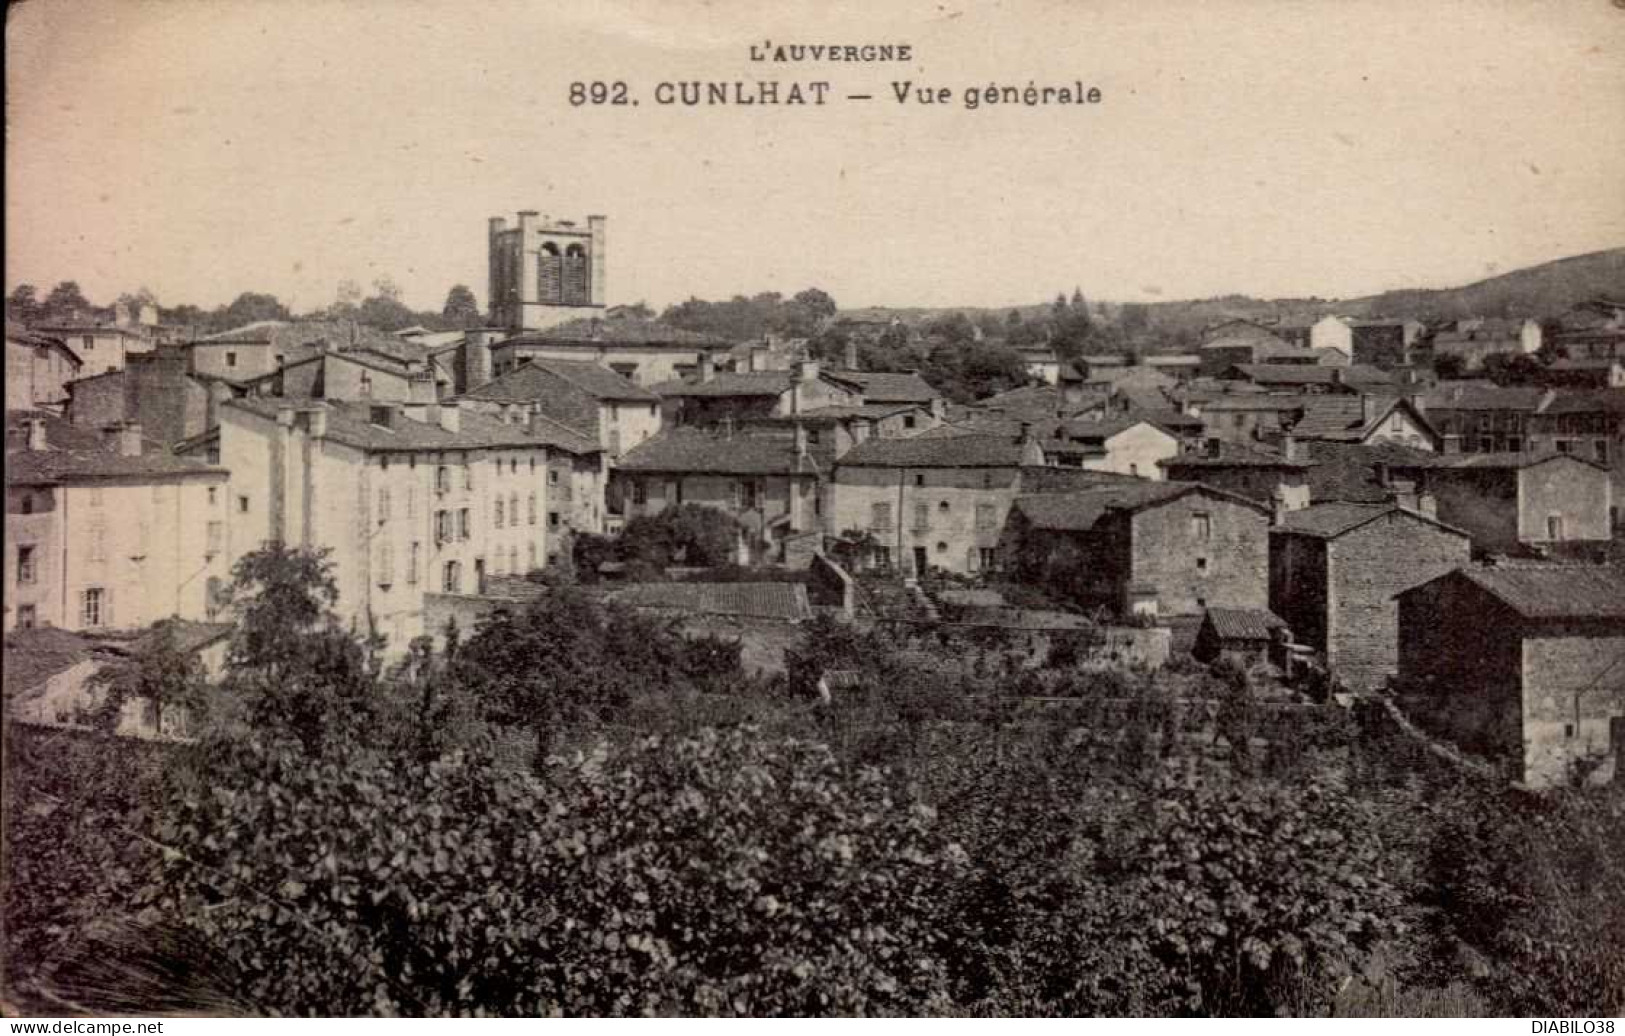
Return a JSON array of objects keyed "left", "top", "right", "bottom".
[{"left": 3, "top": 0, "right": 1624, "bottom": 1020}]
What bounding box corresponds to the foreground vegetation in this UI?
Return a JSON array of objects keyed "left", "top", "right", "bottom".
[{"left": 4, "top": 546, "right": 1621, "bottom": 1017}]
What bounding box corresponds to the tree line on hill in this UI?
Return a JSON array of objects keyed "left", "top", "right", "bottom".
[{"left": 4, "top": 543, "right": 1621, "bottom": 1017}]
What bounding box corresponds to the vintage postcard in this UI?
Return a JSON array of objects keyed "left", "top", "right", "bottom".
[{"left": 4, "top": 0, "right": 1624, "bottom": 1021}]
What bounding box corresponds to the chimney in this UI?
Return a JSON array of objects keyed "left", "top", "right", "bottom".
[
  {"left": 369, "top": 403, "right": 397, "bottom": 429},
  {"left": 439, "top": 401, "right": 462, "bottom": 434},
  {"left": 408, "top": 372, "right": 437, "bottom": 404},
  {"left": 1271, "top": 487, "right": 1290, "bottom": 527},
  {"left": 1417, "top": 491, "right": 1438, "bottom": 519},
  {"left": 26, "top": 417, "right": 47, "bottom": 451},
  {"left": 748, "top": 345, "right": 768, "bottom": 372},
  {"left": 698, "top": 350, "right": 716, "bottom": 383},
  {"left": 844, "top": 338, "right": 859, "bottom": 371},
  {"left": 795, "top": 358, "right": 821, "bottom": 383},
  {"left": 1281, "top": 433, "right": 1297, "bottom": 462}
]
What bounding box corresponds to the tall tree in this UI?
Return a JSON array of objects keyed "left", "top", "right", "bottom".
[
  {"left": 441, "top": 284, "right": 480, "bottom": 327},
  {"left": 218, "top": 292, "right": 291, "bottom": 328},
  {"left": 7, "top": 283, "right": 41, "bottom": 323},
  {"left": 792, "top": 287, "right": 838, "bottom": 321},
  {"left": 43, "top": 281, "right": 93, "bottom": 320}
]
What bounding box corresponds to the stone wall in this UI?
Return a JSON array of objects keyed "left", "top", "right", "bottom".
[{"left": 1521, "top": 627, "right": 1625, "bottom": 788}]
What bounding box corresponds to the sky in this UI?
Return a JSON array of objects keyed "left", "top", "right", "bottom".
[{"left": 6, "top": 0, "right": 1625, "bottom": 315}]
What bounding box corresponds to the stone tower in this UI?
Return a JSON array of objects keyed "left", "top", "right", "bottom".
[{"left": 487, "top": 212, "right": 606, "bottom": 331}]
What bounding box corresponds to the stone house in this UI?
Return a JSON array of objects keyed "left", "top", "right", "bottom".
[
  {"left": 829, "top": 432, "right": 1048, "bottom": 577},
  {"left": 28, "top": 323, "right": 149, "bottom": 376},
  {"left": 488, "top": 316, "right": 731, "bottom": 387},
  {"left": 921, "top": 414, "right": 1181, "bottom": 479},
  {"left": 1220, "top": 363, "right": 1394, "bottom": 395},
  {"left": 459, "top": 357, "right": 662, "bottom": 458},
  {"left": 1416, "top": 382, "right": 1549, "bottom": 456},
  {"left": 1269, "top": 502, "right": 1471, "bottom": 691},
  {"left": 65, "top": 349, "right": 217, "bottom": 449},
  {"left": 6, "top": 325, "right": 82, "bottom": 411},
  {"left": 217, "top": 397, "right": 601, "bottom": 654},
  {"left": 1390, "top": 451, "right": 1614, "bottom": 554},
  {"left": 1160, "top": 436, "right": 1314, "bottom": 510},
  {"left": 1198, "top": 320, "right": 1326, "bottom": 377},
  {"left": 611, "top": 427, "right": 827, "bottom": 565},
  {"left": 1193, "top": 606, "right": 1289, "bottom": 666},
  {"left": 654, "top": 358, "right": 865, "bottom": 428},
  {"left": 5, "top": 412, "right": 231, "bottom": 634},
  {"left": 1272, "top": 314, "right": 1354, "bottom": 363},
  {"left": 1427, "top": 318, "right": 1542, "bottom": 371},
  {"left": 1525, "top": 390, "right": 1625, "bottom": 526},
  {"left": 1289, "top": 395, "right": 1440, "bottom": 452},
  {"left": 1196, "top": 393, "right": 1307, "bottom": 444},
  {"left": 1396, "top": 564, "right": 1625, "bottom": 788},
  {"left": 1002, "top": 481, "right": 1271, "bottom": 619}
]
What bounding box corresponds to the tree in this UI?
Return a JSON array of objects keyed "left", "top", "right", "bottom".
[
  {"left": 43, "top": 281, "right": 93, "bottom": 321},
  {"left": 7, "top": 283, "right": 41, "bottom": 323},
  {"left": 86, "top": 620, "right": 208, "bottom": 736},
  {"left": 441, "top": 284, "right": 480, "bottom": 327},
  {"left": 619, "top": 503, "right": 743, "bottom": 569},
  {"left": 218, "top": 292, "right": 291, "bottom": 328},
  {"left": 1481, "top": 351, "right": 1544, "bottom": 386},
  {"left": 1432, "top": 353, "right": 1467, "bottom": 380},
  {"left": 792, "top": 287, "right": 838, "bottom": 321}
]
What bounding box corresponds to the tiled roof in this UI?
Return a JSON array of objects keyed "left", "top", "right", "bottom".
[
  {"left": 6, "top": 410, "right": 226, "bottom": 485},
  {"left": 616, "top": 430, "right": 821, "bottom": 475},
  {"left": 130, "top": 619, "right": 235, "bottom": 656},
  {"left": 1420, "top": 382, "right": 1549, "bottom": 411},
  {"left": 609, "top": 581, "right": 813, "bottom": 622},
  {"left": 1453, "top": 565, "right": 1625, "bottom": 621},
  {"left": 653, "top": 371, "right": 794, "bottom": 398},
  {"left": 7, "top": 324, "right": 83, "bottom": 365},
  {"left": 1161, "top": 440, "right": 1313, "bottom": 469},
  {"left": 464, "top": 359, "right": 657, "bottom": 403},
  {"left": 1426, "top": 451, "right": 1607, "bottom": 472},
  {"left": 1275, "top": 501, "right": 1465, "bottom": 540},
  {"left": 1204, "top": 607, "right": 1287, "bottom": 641},
  {"left": 2, "top": 627, "right": 99, "bottom": 700},
  {"left": 1200, "top": 320, "right": 1288, "bottom": 347},
  {"left": 1538, "top": 389, "right": 1625, "bottom": 416},
  {"left": 831, "top": 370, "right": 940, "bottom": 403},
  {"left": 1228, "top": 363, "right": 1393, "bottom": 387},
  {"left": 504, "top": 317, "right": 729, "bottom": 348},
  {"left": 1290, "top": 396, "right": 1430, "bottom": 443},
  {"left": 1198, "top": 394, "right": 1305, "bottom": 412},
  {"left": 226, "top": 397, "right": 599, "bottom": 455},
  {"left": 1011, "top": 481, "right": 1206, "bottom": 531},
  {"left": 793, "top": 403, "right": 921, "bottom": 421},
  {"left": 1301, "top": 440, "right": 1438, "bottom": 503},
  {"left": 1143, "top": 353, "right": 1201, "bottom": 367},
  {"left": 837, "top": 433, "right": 1033, "bottom": 468}
]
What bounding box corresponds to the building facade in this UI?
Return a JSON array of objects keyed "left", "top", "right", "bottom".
[{"left": 488, "top": 211, "right": 607, "bottom": 331}]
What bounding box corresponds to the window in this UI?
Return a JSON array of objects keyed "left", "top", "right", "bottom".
[
  {"left": 19, "top": 494, "right": 33, "bottom": 516},
  {"left": 913, "top": 502, "right": 930, "bottom": 531},
  {"left": 936, "top": 541, "right": 948, "bottom": 554},
  {"left": 464, "top": 465, "right": 474, "bottom": 491},
  {"left": 16, "top": 604, "right": 36, "bottom": 629},
  {"left": 1565, "top": 723, "right": 1576, "bottom": 739},
  {"left": 80, "top": 587, "right": 106, "bottom": 628},
  {"left": 436, "top": 466, "right": 451, "bottom": 494},
  {"left": 938, "top": 500, "right": 950, "bottom": 513},
  {"left": 458, "top": 509, "right": 471, "bottom": 540},
  {"left": 739, "top": 480, "right": 760, "bottom": 511},
  {"left": 238, "top": 494, "right": 250, "bottom": 514},
  {"left": 359, "top": 372, "right": 373, "bottom": 397},
  {"left": 549, "top": 469, "right": 560, "bottom": 486},
  {"left": 442, "top": 561, "right": 461, "bottom": 593},
  {"left": 1556, "top": 439, "right": 1573, "bottom": 455},
  {"left": 1190, "top": 513, "right": 1212, "bottom": 541},
  {"left": 435, "top": 510, "right": 453, "bottom": 543},
  {"left": 1129, "top": 463, "right": 1140, "bottom": 477},
  {"left": 206, "top": 521, "right": 223, "bottom": 555},
  {"left": 914, "top": 473, "right": 926, "bottom": 487},
  {"left": 1546, "top": 514, "right": 1566, "bottom": 541},
  {"left": 548, "top": 511, "right": 561, "bottom": 529},
  {"left": 527, "top": 493, "right": 537, "bottom": 525},
  {"left": 979, "top": 548, "right": 998, "bottom": 572},
  {"left": 871, "top": 502, "right": 893, "bottom": 531},
  {"left": 82, "top": 335, "right": 94, "bottom": 351},
  {"left": 807, "top": 428, "right": 821, "bottom": 444},
  {"left": 377, "top": 486, "right": 391, "bottom": 522},
  {"left": 509, "top": 458, "right": 518, "bottom": 475},
  {"left": 17, "top": 545, "right": 36, "bottom": 584},
  {"left": 376, "top": 542, "right": 394, "bottom": 588},
  {"left": 1196, "top": 557, "right": 1209, "bottom": 573},
  {"left": 494, "top": 497, "right": 505, "bottom": 528},
  {"left": 225, "top": 351, "right": 237, "bottom": 368},
  {"left": 528, "top": 543, "right": 538, "bottom": 571},
  {"left": 509, "top": 492, "right": 519, "bottom": 524},
  {"left": 1507, "top": 436, "right": 1523, "bottom": 453},
  {"left": 1597, "top": 441, "right": 1610, "bottom": 465},
  {"left": 903, "top": 415, "right": 917, "bottom": 430},
  {"left": 207, "top": 487, "right": 218, "bottom": 506},
  {"left": 631, "top": 479, "right": 647, "bottom": 505},
  {"left": 873, "top": 546, "right": 892, "bottom": 569},
  {"left": 508, "top": 546, "right": 518, "bottom": 574},
  {"left": 406, "top": 486, "right": 417, "bottom": 520}
]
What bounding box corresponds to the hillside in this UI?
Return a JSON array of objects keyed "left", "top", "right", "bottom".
[{"left": 839, "top": 247, "right": 1625, "bottom": 335}]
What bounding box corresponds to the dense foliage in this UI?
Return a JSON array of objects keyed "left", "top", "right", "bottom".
[{"left": 4, "top": 544, "right": 1622, "bottom": 1017}]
